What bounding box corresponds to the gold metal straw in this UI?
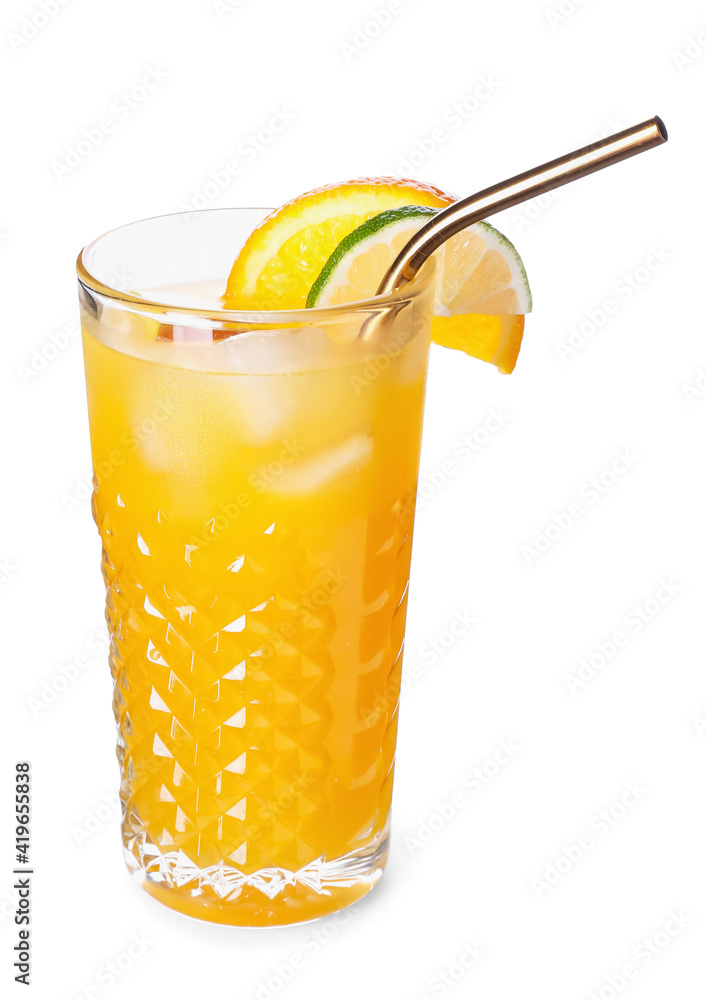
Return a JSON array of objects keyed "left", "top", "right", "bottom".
[{"left": 373, "top": 115, "right": 667, "bottom": 303}]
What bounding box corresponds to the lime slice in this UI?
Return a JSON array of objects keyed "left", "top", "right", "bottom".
[
  {"left": 307, "top": 206, "right": 437, "bottom": 307},
  {"left": 306, "top": 206, "right": 532, "bottom": 373},
  {"left": 307, "top": 207, "right": 531, "bottom": 313}
]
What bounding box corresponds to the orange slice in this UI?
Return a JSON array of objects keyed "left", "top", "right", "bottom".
[{"left": 223, "top": 177, "right": 454, "bottom": 310}]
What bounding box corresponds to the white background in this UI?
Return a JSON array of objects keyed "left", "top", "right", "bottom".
[{"left": 2, "top": 0, "right": 704, "bottom": 997}]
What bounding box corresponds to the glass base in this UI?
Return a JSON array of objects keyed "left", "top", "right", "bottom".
[{"left": 128, "top": 821, "right": 390, "bottom": 926}]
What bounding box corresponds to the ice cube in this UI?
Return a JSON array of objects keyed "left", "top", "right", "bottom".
[
  {"left": 219, "top": 326, "right": 336, "bottom": 375},
  {"left": 172, "top": 325, "right": 213, "bottom": 342},
  {"left": 272, "top": 433, "right": 373, "bottom": 495},
  {"left": 394, "top": 329, "right": 429, "bottom": 385},
  {"left": 222, "top": 375, "right": 297, "bottom": 446},
  {"left": 213, "top": 328, "right": 334, "bottom": 447},
  {"left": 133, "top": 410, "right": 171, "bottom": 471}
]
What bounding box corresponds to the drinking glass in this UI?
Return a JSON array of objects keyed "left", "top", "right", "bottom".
[{"left": 77, "top": 209, "right": 435, "bottom": 925}]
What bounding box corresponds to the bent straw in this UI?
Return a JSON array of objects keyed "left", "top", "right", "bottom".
[{"left": 364, "top": 116, "right": 667, "bottom": 332}]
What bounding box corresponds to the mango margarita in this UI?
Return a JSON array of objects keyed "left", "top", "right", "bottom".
[
  {"left": 81, "top": 267, "right": 434, "bottom": 925},
  {"left": 79, "top": 181, "right": 530, "bottom": 925}
]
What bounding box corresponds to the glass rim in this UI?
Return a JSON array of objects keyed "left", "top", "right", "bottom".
[{"left": 76, "top": 207, "right": 434, "bottom": 325}]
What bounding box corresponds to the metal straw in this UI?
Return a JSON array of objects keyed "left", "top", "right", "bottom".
[{"left": 370, "top": 116, "right": 667, "bottom": 315}]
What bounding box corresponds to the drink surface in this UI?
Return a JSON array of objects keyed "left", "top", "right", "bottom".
[{"left": 81, "top": 281, "right": 431, "bottom": 924}]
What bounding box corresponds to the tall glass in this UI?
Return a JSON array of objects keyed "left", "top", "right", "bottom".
[{"left": 77, "top": 209, "right": 435, "bottom": 926}]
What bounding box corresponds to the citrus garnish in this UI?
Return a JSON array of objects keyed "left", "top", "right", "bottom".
[
  {"left": 306, "top": 206, "right": 531, "bottom": 373},
  {"left": 223, "top": 177, "right": 454, "bottom": 310}
]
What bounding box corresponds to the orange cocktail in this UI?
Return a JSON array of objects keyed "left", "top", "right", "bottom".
[{"left": 78, "top": 209, "right": 435, "bottom": 925}]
